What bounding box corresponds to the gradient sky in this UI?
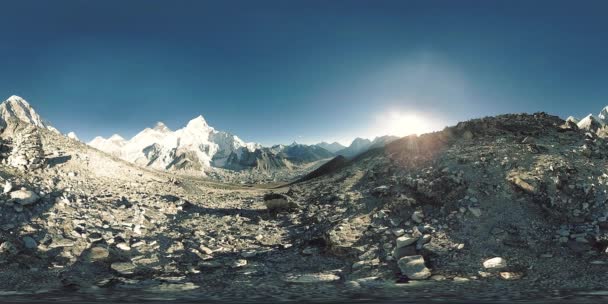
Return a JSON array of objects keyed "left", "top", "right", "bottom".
[{"left": 1, "top": 0, "right": 607, "bottom": 146}]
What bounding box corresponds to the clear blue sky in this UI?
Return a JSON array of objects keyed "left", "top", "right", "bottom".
[{"left": 1, "top": 0, "right": 607, "bottom": 145}]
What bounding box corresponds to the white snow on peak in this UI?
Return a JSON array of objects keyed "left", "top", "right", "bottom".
[
  {"left": 566, "top": 116, "right": 579, "bottom": 124},
  {"left": 88, "top": 114, "right": 260, "bottom": 173},
  {"left": 67, "top": 131, "right": 80, "bottom": 141},
  {"left": 0, "top": 95, "right": 59, "bottom": 133},
  {"left": 89, "top": 134, "right": 127, "bottom": 157},
  {"left": 153, "top": 122, "right": 171, "bottom": 132},
  {"left": 599, "top": 106, "right": 608, "bottom": 123},
  {"left": 577, "top": 114, "right": 602, "bottom": 131},
  {"left": 109, "top": 134, "right": 126, "bottom": 141},
  {"left": 186, "top": 115, "right": 210, "bottom": 129}
]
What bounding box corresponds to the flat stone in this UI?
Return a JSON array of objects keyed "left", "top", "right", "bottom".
[
  {"left": 284, "top": 273, "right": 340, "bottom": 283},
  {"left": 468, "top": 207, "right": 482, "bottom": 217},
  {"left": 111, "top": 262, "right": 137, "bottom": 275},
  {"left": 116, "top": 242, "right": 131, "bottom": 251},
  {"left": 483, "top": 257, "right": 507, "bottom": 269},
  {"left": 397, "top": 255, "right": 431, "bottom": 280},
  {"left": 10, "top": 189, "right": 39, "bottom": 205},
  {"left": 396, "top": 236, "right": 417, "bottom": 248},
  {"left": 499, "top": 272, "right": 522, "bottom": 280},
  {"left": 199, "top": 245, "right": 213, "bottom": 255}
]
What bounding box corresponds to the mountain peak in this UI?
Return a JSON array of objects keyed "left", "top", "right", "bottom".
[
  {"left": 0, "top": 95, "right": 59, "bottom": 132},
  {"left": 153, "top": 121, "right": 171, "bottom": 132},
  {"left": 6, "top": 95, "right": 28, "bottom": 103},
  {"left": 186, "top": 115, "right": 209, "bottom": 129},
  {"left": 109, "top": 134, "right": 126, "bottom": 141},
  {"left": 67, "top": 131, "right": 79, "bottom": 141}
]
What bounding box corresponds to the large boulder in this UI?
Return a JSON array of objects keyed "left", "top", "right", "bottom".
[
  {"left": 397, "top": 255, "right": 431, "bottom": 280},
  {"left": 10, "top": 189, "right": 40, "bottom": 205},
  {"left": 263, "top": 193, "right": 298, "bottom": 212}
]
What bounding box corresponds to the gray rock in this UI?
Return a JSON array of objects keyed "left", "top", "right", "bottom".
[
  {"left": 3, "top": 181, "right": 12, "bottom": 194},
  {"left": 395, "top": 236, "right": 417, "bottom": 248},
  {"left": 22, "top": 236, "right": 37, "bottom": 249},
  {"left": 398, "top": 255, "right": 431, "bottom": 280},
  {"left": 10, "top": 189, "right": 40, "bottom": 205},
  {"left": 111, "top": 262, "right": 137, "bottom": 275},
  {"left": 263, "top": 193, "right": 297, "bottom": 212}
]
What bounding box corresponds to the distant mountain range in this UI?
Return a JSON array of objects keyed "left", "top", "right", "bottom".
[
  {"left": 0, "top": 95, "right": 402, "bottom": 175},
  {"left": 315, "top": 142, "right": 346, "bottom": 153},
  {"left": 571, "top": 107, "right": 608, "bottom": 132}
]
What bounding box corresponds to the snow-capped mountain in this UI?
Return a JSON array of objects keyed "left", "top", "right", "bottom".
[
  {"left": 89, "top": 134, "right": 127, "bottom": 157},
  {"left": 0, "top": 95, "right": 59, "bottom": 133},
  {"left": 88, "top": 115, "right": 260, "bottom": 173},
  {"left": 67, "top": 132, "right": 80, "bottom": 141},
  {"left": 566, "top": 116, "right": 579, "bottom": 124},
  {"left": 315, "top": 141, "right": 346, "bottom": 153},
  {"left": 335, "top": 136, "right": 399, "bottom": 158},
  {"left": 577, "top": 114, "right": 602, "bottom": 132}
]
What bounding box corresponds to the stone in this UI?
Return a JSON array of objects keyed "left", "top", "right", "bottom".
[
  {"left": 3, "top": 181, "right": 12, "bottom": 194},
  {"left": 468, "top": 207, "right": 482, "bottom": 217},
  {"left": 232, "top": 259, "right": 247, "bottom": 268},
  {"left": 199, "top": 245, "right": 213, "bottom": 255},
  {"left": 430, "top": 275, "right": 446, "bottom": 281},
  {"left": 483, "top": 257, "right": 507, "bottom": 269},
  {"left": 263, "top": 193, "right": 297, "bottom": 212},
  {"left": 392, "top": 245, "right": 417, "bottom": 259},
  {"left": 87, "top": 246, "right": 110, "bottom": 261},
  {"left": 392, "top": 228, "right": 405, "bottom": 237},
  {"left": 507, "top": 173, "right": 539, "bottom": 195},
  {"left": 499, "top": 272, "right": 522, "bottom": 280},
  {"left": 10, "top": 189, "right": 40, "bottom": 205},
  {"left": 397, "top": 255, "right": 431, "bottom": 280},
  {"left": 395, "top": 236, "right": 417, "bottom": 248},
  {"left": 284, "top": 273, "right": 340, "bottom": 283},
  {"left": 111, "top": 262, "right": 137, "bottom": 275},
  {"left": 22, "top": 236, "right": 37, "bottom": 249},
  {"left": 116, "top": 242, "right": 131, "bottom": 251},
  {"left": 411, "top": 211, "right": 424, "bottom": 224}
]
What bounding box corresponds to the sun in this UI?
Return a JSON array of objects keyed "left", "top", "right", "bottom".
[{"left": 375, "top": 111, "right": 441, "bottom": 137}]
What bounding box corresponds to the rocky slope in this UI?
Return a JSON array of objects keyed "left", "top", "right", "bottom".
[{"left": 3, "top": 105, "right": 608, "bottom": 301}]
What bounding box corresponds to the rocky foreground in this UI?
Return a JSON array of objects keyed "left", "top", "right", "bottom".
[{"left": 2, "top": 113, "right": 608, "bottom": 302}]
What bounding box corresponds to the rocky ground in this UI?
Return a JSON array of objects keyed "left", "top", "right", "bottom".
[{"left": 2, "top": 113, "right": 608, "bottom": 302}]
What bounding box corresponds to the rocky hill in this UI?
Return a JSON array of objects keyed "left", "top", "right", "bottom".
[{"left": 2, "top": 102, "right": 608, "bottom": 301}]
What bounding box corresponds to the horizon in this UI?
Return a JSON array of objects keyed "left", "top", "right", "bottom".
[{"left": 2, "top": 1, "right": 608, "bottom": 146}]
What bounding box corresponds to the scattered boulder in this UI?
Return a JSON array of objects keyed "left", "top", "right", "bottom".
[
  {"left": 397, "top": 255, "right": 431, "bottom": 280},
  {"left": 10, "top": 189, "right": 40, "bottom": 205},
  {"left": 396, "top": 236, "right": 417, "bottom": 248},
  {"left": 111, "top": 262, "right": 137, "bottom": 275},
  {"left": 263, "top": 193, "right": 298, "bottom": 212},
  {"left": 284, "top": 273, "right": 341, "bottom": 283},
  {"left": 22, "top": 236, "right": 37, "bottom": 249},
  {"left": 483, "top": 257, "right": 507, "bottom": 269}
]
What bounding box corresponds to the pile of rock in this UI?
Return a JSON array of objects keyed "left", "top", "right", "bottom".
[{"left": 6, "top": 126, "right": 45, "bottom": 171}]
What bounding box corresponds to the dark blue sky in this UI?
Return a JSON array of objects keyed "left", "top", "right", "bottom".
[{"left": 1, "top": 0, "right": 607, "bottom": 145}]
